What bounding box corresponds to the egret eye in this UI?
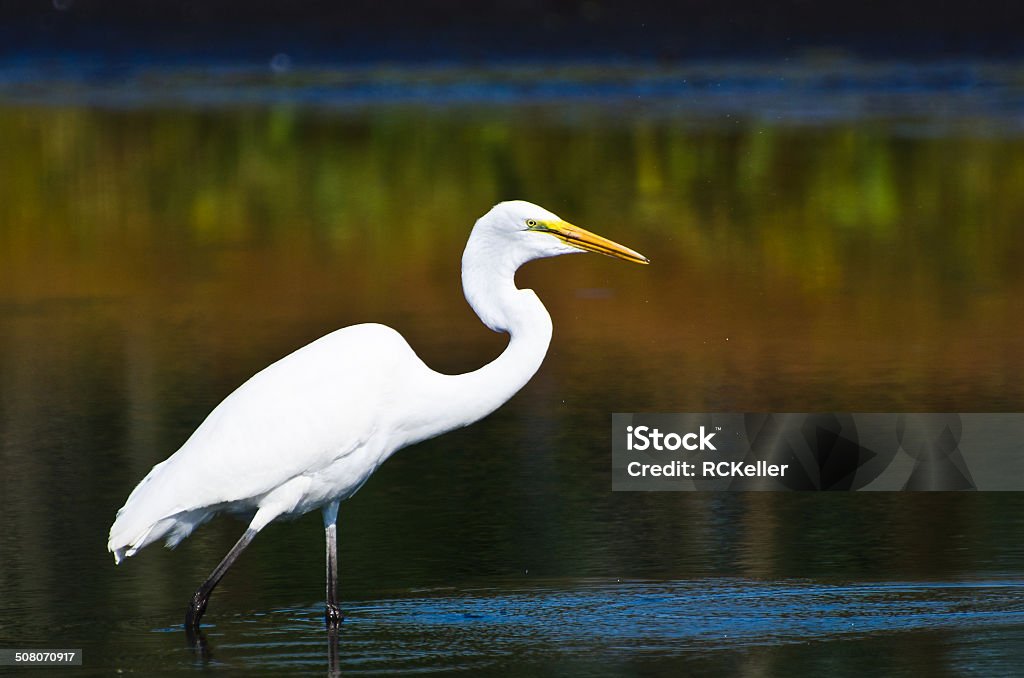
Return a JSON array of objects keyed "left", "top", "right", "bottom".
[{"left": 526, "top": 219, "right": 538, "bottom": 228}]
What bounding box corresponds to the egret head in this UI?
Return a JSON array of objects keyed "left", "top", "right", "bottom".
[
  {"left": 468, "top": 200, "right": 649, "bottom": 270},
  {"left": 462, "top": 200, "right": 648, "bottom": 332}
]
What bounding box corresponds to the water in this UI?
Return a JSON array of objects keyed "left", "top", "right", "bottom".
[
  {"left": 56, "top": 580, "right": 1024, "bottom": 675},
  {"left": 2, "top": 62, "right": 1024, "bottom": 674}
]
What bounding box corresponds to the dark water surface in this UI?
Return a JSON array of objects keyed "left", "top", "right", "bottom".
[{"left": 2, "top": 63, "right": 1024, "bottom": 675}]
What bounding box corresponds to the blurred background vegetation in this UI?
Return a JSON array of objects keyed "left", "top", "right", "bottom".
[{"left": 2, "top": 102, "right": 1022, "bottom": 411}]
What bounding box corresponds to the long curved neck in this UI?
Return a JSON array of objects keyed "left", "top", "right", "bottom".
[
  {"left": 454, "top": 261, "right": 554, "bottom": 422},
  {"left": 402, "top": 241, "right": 553, "bottom": 445}
]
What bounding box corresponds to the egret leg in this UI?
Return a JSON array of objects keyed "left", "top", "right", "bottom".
[
  {"left": 323, "top": 500, "right": 343, "bottom": 627},
  {"left": 185, "top": 527, "right": 257, "bottom": 629}
]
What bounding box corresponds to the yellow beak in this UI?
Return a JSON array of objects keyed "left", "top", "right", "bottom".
[{"left": 538, "top": 220, "right": 650, "bottom": 264}]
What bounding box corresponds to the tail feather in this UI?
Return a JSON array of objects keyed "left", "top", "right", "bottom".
[
  {"left": 109, "top": 520, "right": 164, "bottom": 565},
  {"left": 107, "top": 457, "right": 214, "bottom": 564},
  {"left": 109, "top": 510, "right": 214, "bottom": 564}
]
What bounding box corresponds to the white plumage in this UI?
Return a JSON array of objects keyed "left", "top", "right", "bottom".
[
  {"left": 108, "top": 200, "right": 647, "bottom": 628},
  {"left": 109, "top": 324, "right": 408, "bottom": 560}
]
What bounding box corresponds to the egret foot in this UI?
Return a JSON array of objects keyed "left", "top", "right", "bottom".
[
  {"left": 325, "top": 603, "right": 344, "bottom": 628},
  {"left": 185, "top": 622, "right": 212, "bottom": 661},
  {"left": 183, "top": 527, "right": 258, "bottom": 631},
  {"left": 186, "top": 591, "right": 209, "bottom": 629}
]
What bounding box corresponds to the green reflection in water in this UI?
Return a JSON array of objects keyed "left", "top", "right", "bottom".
[{"left": 2, "top": 105, "right": 1021, "bottom": 410}]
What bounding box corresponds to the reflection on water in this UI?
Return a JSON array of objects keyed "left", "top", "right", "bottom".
[
  {"left": 66, "top": 580, "right": 1024, "bottom": 675},
  {"left": 2, "top": 103, "right": 1022, "bottom": 414},
  {"left": 1, "top": 66, "right": 1024, "bottom": 674}
]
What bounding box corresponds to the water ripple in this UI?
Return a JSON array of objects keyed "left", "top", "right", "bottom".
[{"left": 161, "top": 579, "right": 1024, "bottom": 673}]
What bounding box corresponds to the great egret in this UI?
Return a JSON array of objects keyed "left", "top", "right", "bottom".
[{"left": 108, "top": 200, "right": 648, "bottom": 629}]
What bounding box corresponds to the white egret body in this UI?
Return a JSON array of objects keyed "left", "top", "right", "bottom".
[{"left": 107, "top": 200, "right": 648, "bottom": 628}]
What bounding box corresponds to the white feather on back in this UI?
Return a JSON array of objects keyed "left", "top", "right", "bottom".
[{"left": 108, "top": 323, "right": 420, "bottom": 561}]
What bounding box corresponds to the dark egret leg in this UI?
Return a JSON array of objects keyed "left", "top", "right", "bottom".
[
  {"left": 185, "top": 527, "right": 258, "bottom": 629},
  {"left": 323, "top": 500, "right": 343, "bottom": 627}
]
